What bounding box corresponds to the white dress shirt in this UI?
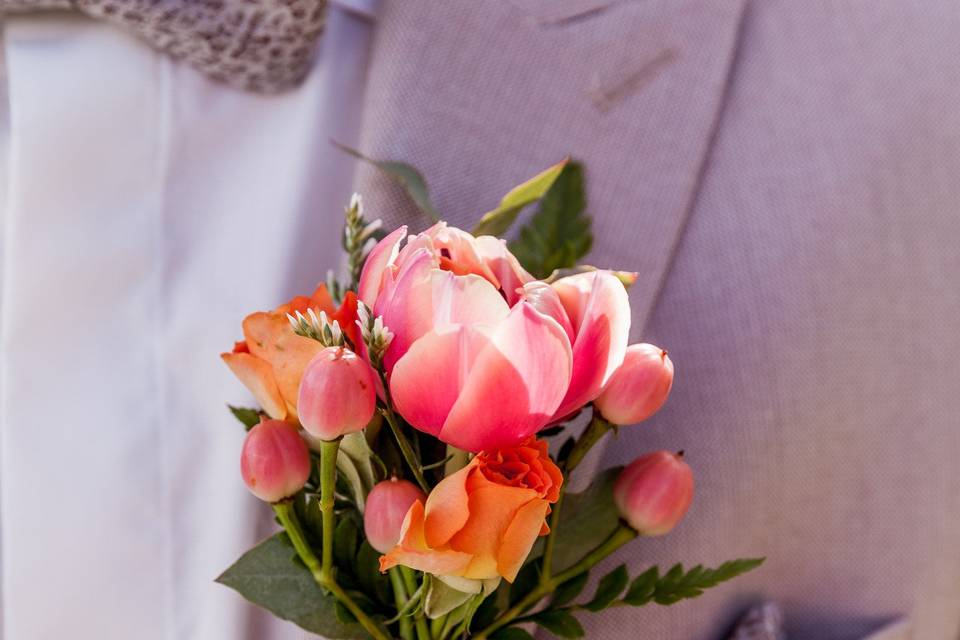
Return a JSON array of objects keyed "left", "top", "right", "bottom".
[{"left": 0, "top": 2, "right": 377, "bottom": 638}]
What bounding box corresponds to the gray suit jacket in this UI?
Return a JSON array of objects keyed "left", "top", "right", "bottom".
[{"left": 350, "top": 1, "right": 960, "bottom": 638}]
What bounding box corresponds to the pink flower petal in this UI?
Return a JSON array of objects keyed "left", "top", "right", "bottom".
[
  {"left": 358, "top": 226, "right": 406, "bottom": 307},
  {"left": 389, "top": 325, "right": 491, "bottom": 439},
  {"left": 440, "top": 302, "right": 573, "bottom": 451},
  {"left": 552, "top": 271, "right": 631, "bottom": 419},
  {"left": 475, "top": 236, "right": 533, "bottom": 305},
  {"left": 520, "top": 281, "right": 575, "bottom": 344}
]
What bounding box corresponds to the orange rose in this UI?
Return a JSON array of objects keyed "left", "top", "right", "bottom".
[
  {"left": 221, "top": 284, "right": 358, "bottom": 424},
  {"left": 379, "top": 438, "right": 562, "bottom": 582}
]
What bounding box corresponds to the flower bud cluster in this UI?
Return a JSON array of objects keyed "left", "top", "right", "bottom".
[
  {"left": 343, "top": 193, "right": 383, "bottom": 288},
  {"left": 355, "top": 301, "right": 394, "bottom": 371},
  {"left": 287, "top": 308, "right": 347, "bottom": 348}
]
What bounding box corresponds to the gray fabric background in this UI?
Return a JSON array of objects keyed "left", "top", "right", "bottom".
[{"left": 352, "top": 1, "right": 960, "bottom": 638}]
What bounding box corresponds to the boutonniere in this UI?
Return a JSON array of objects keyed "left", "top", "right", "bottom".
[{"left": 218, "top": 159, "right": 763, "bottom": 639}]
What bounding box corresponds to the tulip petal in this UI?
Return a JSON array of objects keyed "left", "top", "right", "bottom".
[
  {"left": 221, "top": 352, "right": 287, "bottom": 419},
  {"left": 552, "top": 271, "right": 631, "bottom": 418},
  {"left": 497, "top": 499, "right": 551, "bottom": 582},
  {"left": 423, "top": 465, "right": 472, "bottom": 548},
  {"left": 379, "top": 501, "right": 473, "bottom": 576},
  {"left": 358, "top": 225, "right": 407, "bottom": 306},
  {"left": 390, "top": 325, "right": 491, "bottom": 439},
  {"left": 439, "top": 303, "right": 572, "bottom": 451}
]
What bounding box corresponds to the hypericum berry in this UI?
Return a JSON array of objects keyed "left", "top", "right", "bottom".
[
  {"left": 595, "top": 343, "right": 674, "bottom": 425},
  {"left": 297, "top": 347, "right": 377, "bottom": 440},
  {"left": 363, "top": 478, "right": 427, "bottom": 553},
  {"left": 240, "top": 419, "right": 311, "bottom": 502},
  {"left": 613, "top": 451, "right": 693, "bottom": 536}
]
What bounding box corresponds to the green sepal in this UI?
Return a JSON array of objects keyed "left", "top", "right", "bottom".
[{"left": 228, "top": 405, "right": 261, "bottom": 431}]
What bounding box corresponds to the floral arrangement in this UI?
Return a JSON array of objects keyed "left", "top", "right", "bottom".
[{"left": 218, "top": 160, "right": 762, "bottom": 639}]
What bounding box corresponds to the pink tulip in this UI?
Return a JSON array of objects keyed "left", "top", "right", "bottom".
[
  {"left": 614, "top": 451, "right": 694, "bottom": 536},
  {"left": 595, "top": 343, "right": 674, "bottom": 425},
  {"left": 364, "top": 478, "right": 427, "bottom": 553},
  {"left": 298, "top": 347, "right": 377, "bottom": 440},
  {"left": 240, "top": 419, "right": 311, "bottom": 502},
  {"left": 357, "top": 222, "right": 633, "bottom": 452}
]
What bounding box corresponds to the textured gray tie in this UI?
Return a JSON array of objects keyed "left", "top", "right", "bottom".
[{"left": 2, "top": 0, "right": 326, "bottom": 92}]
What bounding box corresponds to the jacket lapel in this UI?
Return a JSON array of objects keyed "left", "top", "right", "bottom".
[{"left": 354, "top": 0, "right": 748, "bottom": 335}]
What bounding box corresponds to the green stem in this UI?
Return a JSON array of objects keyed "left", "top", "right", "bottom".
[
  {"left": 380, "top": 405, "right": 430, "bottom": 493},
  {"left": 273, "top": 496, "right": 390, "bottom": 640},
  {"left": 430, "top": 615, "right": 446, "bottom": 638},
  {"left": 539, "top": 489, "right": 564, "bottom": 581},
  {"left": 564, "top": 414, "right": 612, "bottom": 473},
  {"left": 319, "top": 438, "right": 340, "bottom": 578},
  {"left": 388, "top": 568, "right": 414, "bottom": 640},
  {"left": 472, "top": 526, "right": 637, "bottom": 640},
  {"left": 399, "top": 567, "right": 431, "bottom": 640}
]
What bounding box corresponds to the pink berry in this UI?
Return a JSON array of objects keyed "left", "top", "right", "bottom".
[
  {"left": 364, "top": 478, "right": 427, "bottom": 553},
  {"left": 595, "top": 343, "right": 674, "bottom": 425},
  {"left": 240, "top": 419, "right": 311, "bottom": 502},
  {"left": 614, "top": 451, "right": 694, "bottom": 536},
  {"left": 298, "top": 347, "right": 377, "bottom": 440}
]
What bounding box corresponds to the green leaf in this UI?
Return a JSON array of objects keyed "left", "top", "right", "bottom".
[
  {"left": 584, "top": 564, "right": 628, "bottom": 611},
  {"left": 550, "top": 571, "right": 589, "bottom": 608},
  {"left": 216, "top": 533, "right": 374, "bottom": 639},
  {"left": 530, "top": 467, "right": 623, "bottom": 573},
  {"left": 472, "top": 159, "right": 569, "bottom": 237},
  {"left": 530, "top": 609, "right": 585, "bottom": 638},
  {"left": 509, "top": 161, "right": 593, "bottom": 279},
  {"left": 622, "top": 558, "right": 765, "bottom": 607},
  {"left": 355, "top": 541, "right": 392, "bottom": 607},
  {"left": 337, "top": 431, "right": 380, "bottom": 512},
  {"left": 333, "top": 517, "right": 359, "bottom": 572},
  {"left": 334, "top": 600, "right": 357, "bottom": 625},
  {"left": 334, "top": 142, "right": 440, "bottom": 221},
  {"left": 490, "top": 628, "right": 536, "bottom": 640},
  {"left": 622, "top": 566, "right": 658, "bottom": 605},
  {"left": 228, "top": 405, "right": 261, "bottom": 431}
]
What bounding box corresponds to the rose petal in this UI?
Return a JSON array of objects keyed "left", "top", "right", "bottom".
[
  {"left": 439, "top": 303, "right": 572, "bottom": 451},
  {"left": 221, "top": 352, "right": 286, "bottom": 419},
  {"left": 379, "top": 501, "right": 473, "bottom": 576},
  {"left": 423, "top": 464, "right": 473, "bottom": 548},
  {"left": 448, "top": 479, "right": 539, "bottom": 580},
  {"left": 552, "top": 271, "right": 631, "bottom": 418},
  {"left": 497, "top": 499, "right": 551, "bottom": 582}
]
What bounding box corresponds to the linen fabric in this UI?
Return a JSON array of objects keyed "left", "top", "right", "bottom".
[
  {"left": 0, "top": 4, "right": 376, "bottom": 639},
  {"left": 351, "top": 1, "right": 960, "bottom": 638}
]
